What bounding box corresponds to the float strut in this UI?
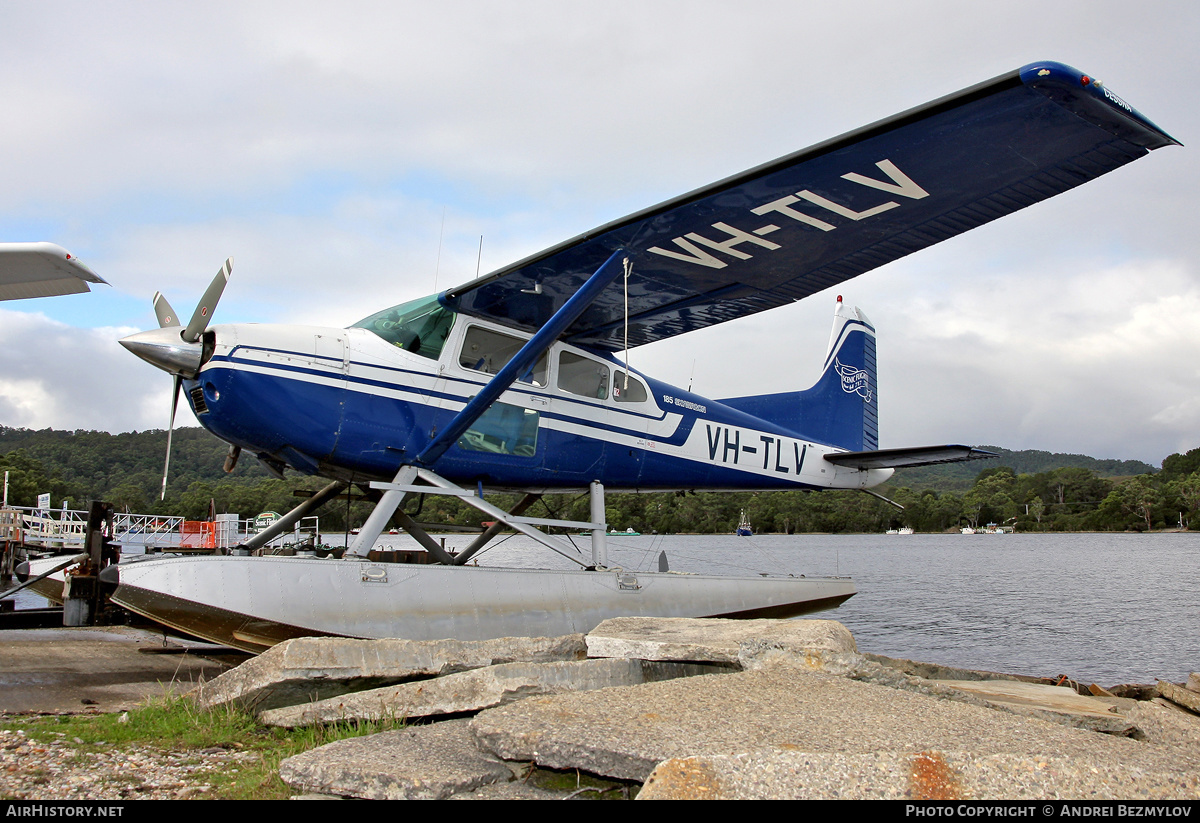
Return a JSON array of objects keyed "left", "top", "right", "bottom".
[
  {"left": 346, "top": 466, "right": 418, "bottom": 558},
  {"left": 452, "top": 493, "right": 539, "bottom": 565},
  {"left": 393, "top": 510, "right": 457, "bottom": 564},
  {"left": 590, "top": 480, "right": 607, "bottom": 568},
  {"left": 240, "top": 479, "right": 347, "bottom": 551}
]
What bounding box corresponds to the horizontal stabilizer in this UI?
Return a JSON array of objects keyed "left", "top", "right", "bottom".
[{"left": 824, "top": 445, "right": 997, "bottom": 470}]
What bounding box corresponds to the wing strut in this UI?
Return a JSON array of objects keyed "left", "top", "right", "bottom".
[
  {"left": 415, "top": 247, "right": 630, "bottom": 468},
  {"left": 346, "top": 249, "right": 628, "bottom": 561}
]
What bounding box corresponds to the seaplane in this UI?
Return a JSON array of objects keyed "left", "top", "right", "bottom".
[{"left": 87, "top": 61, "right": 1176, "bottom": 653}]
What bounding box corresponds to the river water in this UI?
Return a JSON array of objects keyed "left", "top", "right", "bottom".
[
  {"left": 10, "top": 531, "right": 1196, "bottom": 687},
  {"left": 421, "top": 530, "right": 1198, "bottom": 687}
]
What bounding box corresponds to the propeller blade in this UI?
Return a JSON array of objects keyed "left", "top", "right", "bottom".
[
  {"left": 152, "top": 291, "right": 180, "bottom": 328},
  {"left": 161, "top": 375, "right": 181, "bottom": 500},
  {"left": 182, "top": 257, "right": 233, "bottom": 343}
]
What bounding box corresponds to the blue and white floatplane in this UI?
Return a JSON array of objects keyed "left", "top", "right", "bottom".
[{"left": 97, "top": 62, "right": 1174, "bottom": 652}]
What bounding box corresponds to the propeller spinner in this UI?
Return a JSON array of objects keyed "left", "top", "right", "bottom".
[{"left": 119, "top": 258, "right": 233, "bottom": 499}]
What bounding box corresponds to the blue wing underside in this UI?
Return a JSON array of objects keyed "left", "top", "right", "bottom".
[{"left": 444, "top": 62, "right": 1176, "bottom": 352}]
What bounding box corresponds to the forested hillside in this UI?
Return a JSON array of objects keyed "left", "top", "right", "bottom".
[
  {"left": 885, "top": 447, "right": 1155, "bottom": 492},
  {"left": 0, "top": 426, "right": 1193, "bottom": 534},
  {"left": 0, "top": 426, "right": 273, "bottom": 509}
]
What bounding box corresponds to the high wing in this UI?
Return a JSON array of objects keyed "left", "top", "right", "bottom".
[
  {"left": 446, "top": 62, "right": 1177, "bottom": 352},
  {"left": 0, "top": 242, "right": 106, "bottom": 301}
]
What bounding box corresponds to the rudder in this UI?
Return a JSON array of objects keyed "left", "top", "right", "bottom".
[
  {"left": 807, "top": 297, "right": 878, "bottom": 451},
  {"left": 718, "top": 296, "right": 878, "bottom": 451}
]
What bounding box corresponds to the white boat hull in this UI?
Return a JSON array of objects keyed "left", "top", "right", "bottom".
[{"left": 108, "top": 555, "right": 856, "bottom": 653}]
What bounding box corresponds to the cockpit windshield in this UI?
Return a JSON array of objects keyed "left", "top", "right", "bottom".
[{"left": 351, "top": 295, "right": 455, "bottom": 360}]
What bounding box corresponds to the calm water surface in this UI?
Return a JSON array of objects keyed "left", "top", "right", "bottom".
[
  {"left": 426, "top": 530, "right": 1198, "bottom": 686},
  {"left": 11, "top": 531, "right": 1196, "bottom": 686}
]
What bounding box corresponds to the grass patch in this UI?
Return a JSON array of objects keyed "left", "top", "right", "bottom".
[
  {"left": 524, "top": 766, "right": 638, "bottom": 799},
  {"left": 1, "top": 692, "right": 406, "bottom": 800}
]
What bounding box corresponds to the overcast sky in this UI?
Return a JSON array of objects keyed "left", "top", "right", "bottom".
[{"left": 0, "top": 0, "right": 1195, "bottom": 467}]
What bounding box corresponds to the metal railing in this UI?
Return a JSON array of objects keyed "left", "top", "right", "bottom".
[
  {"left": 238, "top": 515, "right": 322, "bottom": 551},
  {"left": 1, "top": 506, "right": 320, "bottom": 553},
  {"left": 111, "top": 512, "right": 188, "bottom": 551},
  {"left": 0, "top": 507, "right": 88, "bottom": 549}
]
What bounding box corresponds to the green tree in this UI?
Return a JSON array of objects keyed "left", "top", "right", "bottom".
[
  {"left": 0, "top": 450, "right": 71, "bottom": 507},
  {"left": 1164, "top": 471, "right": 1200, "bottom": 528},
  {"left": 1099, "top": 476, "right": 1162, "bottom": 531}
]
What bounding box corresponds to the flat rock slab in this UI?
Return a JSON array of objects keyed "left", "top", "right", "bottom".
[
  {"left": 586, "top": 617, "right": 856, "bottom": 667},
  {"left": 471, "top": 664, "right": 1198, "bottom": 784},
  {"left": 260, "top": 658, "right": 718, "bottom": 727},
  {"left": 936, "top": 680, "right": 1136, "bottom": 735},
  {"left": 278, "top": 718, "right": 513, "bottom": 800},
  {"left": 864, "top": 652, "right": 1021, "bottom": 683},
  {"left": 638, "top": 750, "right": 1200, "bottom": 800},
  {"left": 1159, "top": 680, "right": 1200, "bottom": 714},
  {"left": 194, "top": 634, "right": 586, "bottom": 712}
]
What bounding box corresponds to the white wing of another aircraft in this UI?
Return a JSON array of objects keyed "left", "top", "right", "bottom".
[{"left": 0, "top": 242, "right": 106, "bottom": 301}]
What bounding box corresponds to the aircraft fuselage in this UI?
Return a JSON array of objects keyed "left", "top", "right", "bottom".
[{"left": 187, "top": 311, "right": 891, "bottom": 493}]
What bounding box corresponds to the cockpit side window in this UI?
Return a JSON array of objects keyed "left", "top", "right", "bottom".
[
  {"left": 458, "top": 326, "right": 548, "bottom": 386},
  {"left": 352, "top": 295, "right": 455, "bottom": 360},
  {"left": 558, "top": 351, "right": 609, "bottom": 400}
]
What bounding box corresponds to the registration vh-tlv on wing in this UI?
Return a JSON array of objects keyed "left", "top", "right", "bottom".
[{"left": 9, "top": 62, "right": 1178, "bottom": 652}]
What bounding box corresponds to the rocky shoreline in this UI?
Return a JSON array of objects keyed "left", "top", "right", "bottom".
[
  {"left": 217, "top": 618, "right": 1200, "bottom": 800},
  {"left": 3, "top": 617, "right": 1199, "bottom": 800}
]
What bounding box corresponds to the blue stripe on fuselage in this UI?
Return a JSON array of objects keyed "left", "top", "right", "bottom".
[{"left": 195, "top": 348, "right": 827, "bottom": 490}]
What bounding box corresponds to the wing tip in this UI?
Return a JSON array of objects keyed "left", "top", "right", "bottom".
[{"left": 1020, "top": 60, "right": 1180, "bottom": 149}]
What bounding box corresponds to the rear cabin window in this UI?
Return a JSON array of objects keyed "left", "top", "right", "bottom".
[
  {"left": 458, "top": 326, "right": 548, "bottom": 386},
  {"left": 558, "top": 352, "right": 609, "bottom": 400},
  {"left": 613, "top": 371, "right": 648, "bottom": 403}
]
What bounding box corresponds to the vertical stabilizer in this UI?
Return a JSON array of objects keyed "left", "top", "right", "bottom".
[
  {"left": 718, "top": 296, "right": 878, "bottom": 451},
  {"left": 809, "top": 296, "right": 878, "bottom": 451}
]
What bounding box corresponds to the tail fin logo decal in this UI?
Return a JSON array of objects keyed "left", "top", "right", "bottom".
[{"left": 834, "top": 357, "right": 872, "bottom": 402}]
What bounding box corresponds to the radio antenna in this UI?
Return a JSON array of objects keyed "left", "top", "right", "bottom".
[
  {"left": 475, "top": 235, "right": 484, "bottom": 279},
  {"left": 433, "top": 206, "right": 446, "bottom": 292}
]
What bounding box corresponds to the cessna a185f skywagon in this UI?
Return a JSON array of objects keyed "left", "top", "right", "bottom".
[{"left": 106, "top": 62, "right": 1175, "bottom": 652}]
